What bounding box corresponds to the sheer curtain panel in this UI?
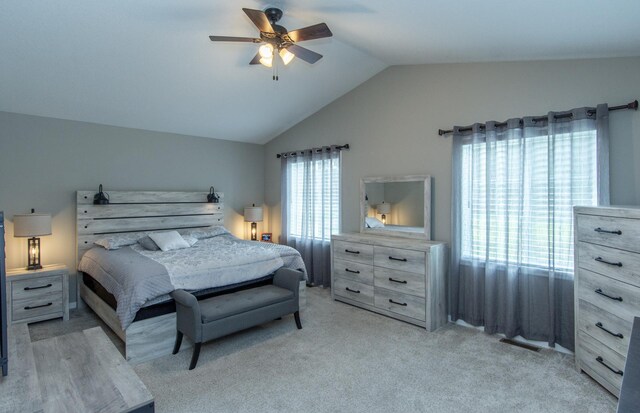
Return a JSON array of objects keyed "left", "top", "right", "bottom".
[
  {"left": 450, "top": 105, "right": 610, "bottom": 350},
  {"left": 281, "top": 146, "right": 341, "bottom": 287}
]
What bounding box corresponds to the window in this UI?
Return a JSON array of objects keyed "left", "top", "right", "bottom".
[
  {"left": 460, "top": 129, "right": 598, "bottom": 271},
  {"left": 286, "top": 153, "right": 340, "bottom": 242}
]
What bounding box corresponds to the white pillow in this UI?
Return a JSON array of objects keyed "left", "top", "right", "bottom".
[
  {"left": 94, "top": 234, "right": 140, "bottom": 250},
  {"left": 183, "top": 235, "right": 198, "bottom": 247},
  {"left": 365, "top": 217, "right": 385, "bottom": 228},
  {"left": 149, "top": 231, "right": 190, "bottom": 252}
]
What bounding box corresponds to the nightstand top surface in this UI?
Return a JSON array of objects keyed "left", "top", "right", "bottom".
[{"left": 7, "top": 264, "right": 68, "bottom": 277}]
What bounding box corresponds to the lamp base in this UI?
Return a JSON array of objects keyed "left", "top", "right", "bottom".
[
  {"left": 27, "top": 237, "right": 42, "bottom": 271},
  {"left": 26, "top": 264, "right": 43, "bottom": 271}
]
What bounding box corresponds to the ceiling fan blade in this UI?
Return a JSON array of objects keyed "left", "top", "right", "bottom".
[
  {"left": 287, "top": 23, "right": 333, "bottom": 42},
  {"left": 209, "top": 36, "right": 262, "bottom": 43},
  {"left": 286, "top": 44, "right": 323, "bottom": 64},
  {"left": 242, "top": 8, "right": 275, "bottom": 33},
  {"left": 249, "top": 52, "right": 262, "bottom": 65}
]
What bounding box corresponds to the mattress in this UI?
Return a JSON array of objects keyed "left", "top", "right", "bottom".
[{"left": 82, "top": 272, "right": 274, "bottom": 322}]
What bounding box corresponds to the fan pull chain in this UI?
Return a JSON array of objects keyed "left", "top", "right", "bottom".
[{"left": 273, "top": 49, "right": 279, "bottom": 81}]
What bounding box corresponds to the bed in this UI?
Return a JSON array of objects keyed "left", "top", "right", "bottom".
[{"left": 76, "top": 190, "right": 306, "bottom": 364}]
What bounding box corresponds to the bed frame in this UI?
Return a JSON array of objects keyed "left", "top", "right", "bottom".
[{"left": 76, "top": 190, "right": 226, "bottom": 364}]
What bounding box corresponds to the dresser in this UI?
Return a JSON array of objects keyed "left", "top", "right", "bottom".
[
  {"left": 574, "top": 206, "right": 640, "bottom": 397},
  {"left": 6, "top": 264, "right": 69, "bottom": 324},
  {"left": 331, "top": 233, "right": 447, "bottom": 331}
]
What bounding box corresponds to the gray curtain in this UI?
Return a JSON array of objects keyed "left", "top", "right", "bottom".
[
  {"left": 450, "top": 104, "right": 610, "bottom": 350},
  {"left": 281, "top": 146, "right": 341, "bottom": 287}
]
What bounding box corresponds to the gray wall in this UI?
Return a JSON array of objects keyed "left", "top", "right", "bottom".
[
  {"left": 264, "top": 57, "right": 640, "bottom": 243},
  {"left": 0, "top": 112, "right": 265, "bottom": 304}
]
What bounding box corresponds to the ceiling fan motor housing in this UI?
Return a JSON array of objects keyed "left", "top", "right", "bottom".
[{"left": 264, "top": 8, "right": 283, "bottom": 24}]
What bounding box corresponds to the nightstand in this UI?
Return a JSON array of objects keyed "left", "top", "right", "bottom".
[{"left": 6, "top": 264, "right": 69, "bottom": 324}]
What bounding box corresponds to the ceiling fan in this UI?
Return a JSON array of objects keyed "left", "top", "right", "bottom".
[{"left": 209, "top": 8, "right": 333, "bottom": 79}]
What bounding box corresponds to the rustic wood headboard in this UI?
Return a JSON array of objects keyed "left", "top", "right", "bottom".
[{"left": 76, "top": 190, "right": 225, "bottom": 265}]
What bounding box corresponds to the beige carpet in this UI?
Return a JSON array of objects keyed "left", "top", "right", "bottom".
[{"left": 120, "top": 288, "right": 616, "bottom": 413}]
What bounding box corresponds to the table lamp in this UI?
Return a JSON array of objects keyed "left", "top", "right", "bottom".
[
  {"left": 377, "top": 202, "right": 391, "bottom": 225},
  {"left": 244, "top": 204, "right": 263, "bottom": 241},
  {"left": 13, "top": 209, "right": 52, "bottom": 270}
]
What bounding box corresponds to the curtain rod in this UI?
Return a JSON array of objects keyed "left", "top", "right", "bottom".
[
  {"left": 437, "top": 100, "right": 638, "bottom": 136},
  {"left": 276, "top": 144, "right": 350, "bottom": 159}
]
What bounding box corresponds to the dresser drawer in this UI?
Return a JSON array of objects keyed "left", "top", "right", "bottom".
[
  {"left": 374, "top": 287, "right": 426, "bottom": 321},
  {"left": 333, "top": 241, "right": 374, "bottom": 265},
  {"left": 333, "top": 258, "right": 373, "bottom": 285},
  {"left": 374, "top": 267, "right": 425, "bottom": 297},
  {"left": 578, "top": 241, "right": 640, "bottom": 287},
  {"left": 374, "top": 246, "right": 426, "bottom": 274},
  {"left": 577, "top": 269, "right": 640, "bottom": 322},
  {"left": 12, "top": 295, "right": 64, "bottom": 322},
  {"left": 12, "top": 274, "right": 63, "bottom": 302},
  {"left": 578, "top": 299, "right": 632, "bottom": 357},
  {"left": 333, "top": 277, "right": 374, "bottom": 306},
  {"left": 576, "top": 214, "right": 640, "bottom": 254},
  {"left": 577, "top": 330, "right": 625, "bottom": 393}
]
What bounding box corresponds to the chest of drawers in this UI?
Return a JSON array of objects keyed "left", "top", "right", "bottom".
[
  {"left": 331, "top": 233, "right": 447, "bottom": 331},
  {"left": 7, "top": 264, "right": 69, "bottom": 324},
  {"left": 574, "top": 206, "right": 640, "bottom": 397}
]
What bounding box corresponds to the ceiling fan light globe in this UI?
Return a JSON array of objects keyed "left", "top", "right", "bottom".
[
  {"left": 259, "top": 43, "right": 274, "bottom": 58},
  {"left": 279, "top": 48, "right": 295, "bottom": 65},
  {"left": 259, "top": 56, "right": 273, "bottom": 67}
]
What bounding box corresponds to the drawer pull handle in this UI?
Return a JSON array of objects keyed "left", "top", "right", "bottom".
[
  {"left": 389, "top": 278, "right": 407, "bottom": 284},
  {"left": 345, "top": 249, "right": 360, "bottom": 255},
  {"left": 594, "top": 257, "right": 622, "bottom": 267},
  {"left": 594, "top": 227, "right": 622, "bottom": 235},
  {"left": 24, "top": 302, "right": 53, "bottom": 310},
  {"left": 345, "top": 287, "right": 361, "bottom": 294},
  {"left": 595, "top": 356, "right": 624, "bottom": 376},
  {"left": 595, "top": 322, "right": 624, "bottom": 339},
  {"left": 388, "top": 299, "right": 407, "bottom": 306},
  {"left": 388, "top": 256, "right": 407, "bottom": 262},
  {"left": 345, "top": 268, "right": 360, "bottom": 274},
  {"left": 594, "top": 288, "right": 623, "bottom": 302},
  {"left": 24, "top": 283, "right": 52, "bottom": 291}
]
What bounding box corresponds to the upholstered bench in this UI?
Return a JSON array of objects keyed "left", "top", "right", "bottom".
[{"left": 170, "top": 267, "right": 302, "bottom": 370}]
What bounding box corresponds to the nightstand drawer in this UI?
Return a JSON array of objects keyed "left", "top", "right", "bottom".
[
  {"left": 12, "top": 274, "right": 63, "bottom": 302},
  {"left": 12, "top": 295, "right": 64, "bottom": 322}
]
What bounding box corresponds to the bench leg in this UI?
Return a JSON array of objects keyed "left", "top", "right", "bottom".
[
  {"left": 172, "top": 331, "right": 183, "bottom": 355},
  {"left": 294, "top": 311, "right": 302, "bottom": 330},
  {"left": 189, "top": 343, "right": 202, "bottom": 370}
]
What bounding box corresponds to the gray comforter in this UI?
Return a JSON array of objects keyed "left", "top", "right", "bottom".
[{"left": 78, "top": 233, "right": 306, "bottom": 329}]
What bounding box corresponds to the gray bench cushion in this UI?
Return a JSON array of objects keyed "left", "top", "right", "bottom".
[{"left": 199, "top": 285, "right": 294, "bottom": 323}]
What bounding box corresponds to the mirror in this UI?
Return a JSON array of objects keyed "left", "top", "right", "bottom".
[{"left": 360, "top": 175, "right": 431, "bottom": 240}]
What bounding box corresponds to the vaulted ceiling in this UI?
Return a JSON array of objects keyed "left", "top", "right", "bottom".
[{"left": 2, "top": 1, "right": 639, "bottom": 144}]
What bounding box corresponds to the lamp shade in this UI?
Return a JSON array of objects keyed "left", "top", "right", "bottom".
[
  {"left": 244, "top": 207, "right": 263, "bottom": 223},
  {"left": 377, "top": 203, "right": 391, "bottom": 215},
  {"left": 13, "top": 213, "right": 52, "bottom": 237}
]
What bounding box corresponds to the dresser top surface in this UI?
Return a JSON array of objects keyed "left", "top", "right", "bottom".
[
  {"left": 574, "top": 205, "right": 640, "bottom": 219},
  {"left": 332, "top": 232, "right": 446, "bottom": 250}
]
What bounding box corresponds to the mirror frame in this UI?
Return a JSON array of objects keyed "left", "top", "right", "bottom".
[{"left": 360, "top": 175, "right": 431, "bottom": 240}]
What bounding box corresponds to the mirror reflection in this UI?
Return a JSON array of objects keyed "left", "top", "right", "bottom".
[{"left": 364, "top": 181, "right": 424, "bottom": 232}]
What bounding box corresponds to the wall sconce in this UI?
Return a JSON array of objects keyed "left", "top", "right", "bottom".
[
  {"left": 13, "top": 209, "right": 52, "bottom": 270},
  {"left": 244, "top": 204, "right": 263, "bottom": 241},
  {"left": 377, "top": 202, "right": 391, "bottom": 225}
]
